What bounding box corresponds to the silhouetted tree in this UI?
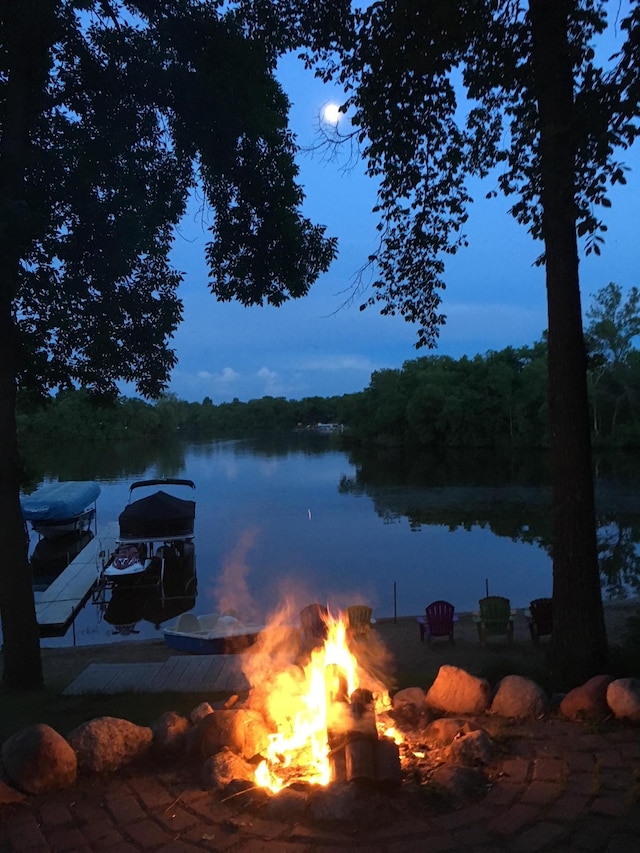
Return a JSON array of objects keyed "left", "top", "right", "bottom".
[
  {"left": 251, "top": 0, "right": 640, "bottom": 681},
  {"left": 0, "top": 0, "right": 336, "bottom": 689}
]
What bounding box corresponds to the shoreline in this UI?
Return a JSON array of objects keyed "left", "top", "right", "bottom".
[{"left": 36, "top": 600, "right": 639, "bottom": 691}]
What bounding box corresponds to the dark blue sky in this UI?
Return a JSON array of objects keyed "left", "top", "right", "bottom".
[{"left": 166, "top": 13, "right": 640, "bottom": 404}]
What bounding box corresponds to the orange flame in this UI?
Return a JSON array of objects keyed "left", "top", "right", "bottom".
[{"left": 255, "top": 613, "right": 361, "bottom": 792}]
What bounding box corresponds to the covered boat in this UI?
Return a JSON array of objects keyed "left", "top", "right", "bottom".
[
  {"left": 21, "top": 480, "right": 100, "bottom": 586},
  {"left": 101, "top": 478, "right": 196, "bottom": 589},
  {"left": 21, "top": 480, "right": 100, "bottom": 539}
]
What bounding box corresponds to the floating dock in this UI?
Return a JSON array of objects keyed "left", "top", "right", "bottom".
[{"left": 35, "top": 522, "right": 117, "bottom": 637}]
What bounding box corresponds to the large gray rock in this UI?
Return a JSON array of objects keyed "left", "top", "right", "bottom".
[
  {"left": 445, "top": 729, "right": 492, "bottom": 767},
  {"left": 67, "top": 716, "right": 152, "bottom": 773},
  {"left": 195, "top": 709, "right": 271, "bottom": 760},
  {"left": 424, "top": 718, "right": 480, "bottom": 747},
  {"left": 201, "top": 747, "right": 255, "bottom": 789},
  {"left": 392, "top": 686, "right": 429, "bottom": 725},
  {"left": 425, "top": 666, "right": 491, "bottom": 714},
  {"left": 490, "top": 675, "right": 548, "bottom": 719},
  {"left": 393, "top": 687, "right": 425, "bottom": 711},
  {"left": 606, "top": 678, "right": 640, "bottom": 723},
  {"left": 559, "top": 675, "right": 613, "bottom": 721},
  {"left": 152, "top": 711, "right": 190, "bottom": 754},
  {"left": 2, "top": 724, "right": 77, "bottom": 795}
]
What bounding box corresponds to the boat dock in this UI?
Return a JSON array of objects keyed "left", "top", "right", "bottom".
[
  {"left": 62, "top": 654, "right": 249, "bottom": 695},
  {"left": 35, "top": 522, "right": 117, "bottom": 637}
]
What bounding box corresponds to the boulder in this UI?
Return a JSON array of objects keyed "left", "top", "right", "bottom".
[
  {"left": 152, "top": 711, "right": 190, "bottom": 753},
  {"left": 67, "top": 716, "right": 152, "bottom": 773},
  {"left": 559, "top": 675, "right": 613, "bottom": 721},
  {"left": 193, "top": 709, "right": 271, "bottom": 760},
  {"left": 445, "top": 729, "right": 492, "bottom": 767},
  {"left": 392, "top": 687, "right": 428, "bottom": 725},
  {"left": 201, "top": 747, "right": 255, "bottom": 788},
  {"left": 2, "top": 724, "right": 77, "bottom": 795},
  {"left": 190, "top": 702, "right": 214, "bottom": 724},
  {"left": 424, "top": 717, "right": 480, "bottom": 747},
  {"left": 392, "top": 687, "right": 425, "bottom": 711},
  {"left": 606, "top": 678, "right": 640, "bottom": 723},
  {"left": 490, "top": 675, "right": 548, "bottom": 719},
  {"left": 425, "top": 666, "right": 491, "bottom": 715}
]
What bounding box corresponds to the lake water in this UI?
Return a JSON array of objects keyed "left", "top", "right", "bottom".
[{"left": 20, "top": 433, "right": 640, "bottom": 648}]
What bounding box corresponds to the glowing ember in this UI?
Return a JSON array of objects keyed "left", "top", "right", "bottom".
[
  {"left": 255, "top": 612, "right": 380, "bottom": 793},
  {"left": 383, "top": 726, "right": 404, "bottom": 745}
]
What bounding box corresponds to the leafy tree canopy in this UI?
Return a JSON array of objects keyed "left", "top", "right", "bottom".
[
  {"left": 3, "top": 0, "right": 337, "bottom": 399},
  {"left": 243, "top": 0, "right": 640, "bottom": 347}
]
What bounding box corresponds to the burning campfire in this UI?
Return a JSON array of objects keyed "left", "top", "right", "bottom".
[
  {"left": 243, "top": 606, "right": 402, "bottom": 794},
  {"left": 189, "top": 594, "right": 498, "bottom": 826}
]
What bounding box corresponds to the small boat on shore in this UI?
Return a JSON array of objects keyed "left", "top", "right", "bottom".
[
  {"left": 163, "top": 613, "right": 264, "bottom": 655},
  {"left": 100, "top": 478, "right": 196, "bottom": 590}
]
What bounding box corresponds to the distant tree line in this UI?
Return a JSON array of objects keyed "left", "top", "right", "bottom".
[
  {"left": 16, "top": 284, "right": 640, "bottom": 450},
  {"left": 16, "top": 388, "right": 351, "bottom": 443}
]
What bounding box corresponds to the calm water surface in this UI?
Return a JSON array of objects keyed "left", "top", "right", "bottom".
[{"left": 19, "top": 434, "right": 640, "bottom": 648}]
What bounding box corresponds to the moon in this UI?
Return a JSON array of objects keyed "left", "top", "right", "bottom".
[{"left": 322, "top": 102, "right": 342, "bottom": 125}]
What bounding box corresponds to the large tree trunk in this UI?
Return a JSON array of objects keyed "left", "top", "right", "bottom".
[
  {"left": 0, "top": 0, "right": 59, "bottom": 689},
  {"left": 0, "top": 298, "right": 43, "bottom": 689},
  {"left": 529, "top": 0, "right": 608, "bottom": 684}
]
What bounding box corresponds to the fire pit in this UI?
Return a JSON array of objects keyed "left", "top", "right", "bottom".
[{"left": 193, "top": 607, "right": 498, "bottom": 825}]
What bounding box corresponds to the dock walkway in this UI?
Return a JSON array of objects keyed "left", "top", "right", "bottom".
[
  {"left": 35, "top": 522, "right": 117, "bottom": 637},
  {"left": 62, "top": 654, "right": 249, "bottom": 695}
]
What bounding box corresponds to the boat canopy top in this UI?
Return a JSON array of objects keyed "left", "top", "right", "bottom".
[
  {"left": 119, "top": 490, "right": 195, "bottom": 539},
  {"left": 20, "top": 481, "right": 101, "bottom": 521}
]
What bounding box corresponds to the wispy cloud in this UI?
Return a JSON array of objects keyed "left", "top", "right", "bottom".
[
  {"left": 197, "top": 367, "right": 240, "bottom": 384},
  {"left": 299, "top": 354, "right": 376, "bottom": 372}
]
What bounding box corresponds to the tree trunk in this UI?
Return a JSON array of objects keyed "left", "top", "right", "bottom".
[
  {"left": 0, "top": 0, "right": 59, "bottom": 689},
  {"left": 529, "top": 0, "right": 608, "bottom": 684},
  {"left": 0, "top": 296, "right": 43, "bottom": 689}
]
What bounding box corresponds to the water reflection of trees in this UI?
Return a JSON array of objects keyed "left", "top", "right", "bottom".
[
  {"left": 339, "top": 448, "right": 640, "bottom": 600},
  {"left": 20, "top": 439, "right": 187, "bottom": 491},
  {"left": 21, "top": 437, "right": 640, "bottom": 601},
  {"left": 597, "top": 516, "right": 640, "bottom": 600}
]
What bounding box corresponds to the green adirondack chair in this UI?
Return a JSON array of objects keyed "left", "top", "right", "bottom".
[{"left": 473, "top": 596, "right": 514, "bottom": 645}]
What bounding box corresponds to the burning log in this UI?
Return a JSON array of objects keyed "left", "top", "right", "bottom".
[
  {"left": 329, "top": 744, "right": 348, "bottom": 782},
  {"left": 345, "top": 737, "right": 375, "bottom": 782},
  {"left": 374, "top": 737, "right": 402, "bottom": 790},
  {"left": 349, "top": 688, "right": 377, "bottom": 740},
  {"left": 325, "top": 675, "right": 386, "bottom": 785},
  {"left": 250, "top": 609, "right": 398, "bottom": 793}
]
